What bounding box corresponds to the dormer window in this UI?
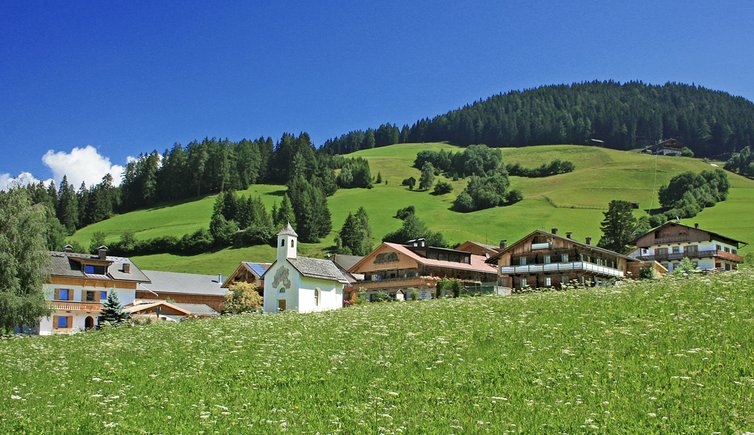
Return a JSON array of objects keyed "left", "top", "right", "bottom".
[{"left": 83, "top": 264, "right": 106, "bottom": 275}]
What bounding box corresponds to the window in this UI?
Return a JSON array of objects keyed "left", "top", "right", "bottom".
[
  {"left": 724, "top": 247, "right": 730, "bottom": 253},
  {"left": 561, "top": 253, "right": 569, "bottom": 263},
  {"left": 518, "top": 278, "right": 527, "bottom": 289},
  {"left": 85, "top": 291, "right": 95, "bottom": 302},
  {"left": 54, "top": 316, "right": 70, "bottom": 329},
  {"left": 716, "top": 244, "right": 721, "bottom": 251},
  {"left": 290, "top": 239, "right": 295, "bottom": 248},
  {"left": 519, "top": 257, "right": 527, "bottom": 266},
  {"left": 544, "top": 276, "right": 551, "bottom": 287},
  {"left": 84, "top": 264, "right": 106, "bottom": 274},
  {"left": 672, "top": 246, "right": 680, "bottom": 254},
  {"left": 314, "top": 288, "right": 320, "bottom": 306},
  {"left": 280, "top": 239, "right": 285, "bottom": 247},
  {"left": 543, "top": 255, "right": 550, "bottom": 264},
  {"left": 100, "top": 291, "right": 107, "bottom": 300},
  {"left": 56, "top": 289, "right": 70, "bottom": 300},
  {"left": 733, "top": 249, "right": 738, "bottom": 255}
]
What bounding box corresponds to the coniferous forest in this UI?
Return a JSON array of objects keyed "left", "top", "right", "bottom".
[{"left": 322, "top": 81, "right": 754, "bottom": 158}]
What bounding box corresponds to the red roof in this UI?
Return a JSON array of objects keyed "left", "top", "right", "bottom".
[{"left": 380, "top": 242, "right": 497, "bottom": 274}]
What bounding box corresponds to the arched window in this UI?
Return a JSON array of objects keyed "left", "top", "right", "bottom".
[
  {"left": 279, "top": 287, "right": 285, "bottom": 294},
  {"left": 280, "top": 239, "right": 285, "bottom": 247},
  {"left": 291, "top": 239, "right": 295, "bottom": 248},
  {"left": 314, "top": 288, "right": 320, "bottom": 306}
]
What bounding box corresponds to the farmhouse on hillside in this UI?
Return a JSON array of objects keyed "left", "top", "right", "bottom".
[
  {"left": 33, "top": 246, "right": 151, "bottom": 335},
  {"left": 262, "top": 223, "right": 349, "bottom": 313},
  {"left": 486, "top": 228, "right": 664, "bottom": 290},
  {"left": 348, "top": 239, "right": 499, "bottom": 301},
  {"left": 629, "top": 222, "right": 746, "bottom": 272}
]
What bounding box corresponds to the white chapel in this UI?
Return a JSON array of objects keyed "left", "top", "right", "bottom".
[{"left": 262, "top": 223, "right": 348, "bottom": 313}]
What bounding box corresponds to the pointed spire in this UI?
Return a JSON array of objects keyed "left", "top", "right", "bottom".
[{"left": 277, "top": 221, "right": 298, "bottom": 237}]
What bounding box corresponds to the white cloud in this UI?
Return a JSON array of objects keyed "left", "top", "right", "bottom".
[
  {"left": 42, "top": 146, "right": 125, "bottom": 188},
  {"left": 0, "top": 172, "right": 48, "bottom": 191}
]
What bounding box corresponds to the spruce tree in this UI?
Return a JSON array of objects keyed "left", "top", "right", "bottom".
[
  {"left": 597, "top": 200, "right": 638, "bottom": 254},
  {"left": 99, "top": 292, "right": 128, "bottom": 325}
]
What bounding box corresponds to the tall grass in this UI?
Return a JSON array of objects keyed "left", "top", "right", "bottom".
[{"left": 1, "top": 270, "right": 752, "bottom": 432}]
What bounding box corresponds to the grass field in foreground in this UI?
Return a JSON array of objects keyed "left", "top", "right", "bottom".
[
  {"left": 69, "top": 143, "right": 754, "bottom": 275},
  {"left": 1, "top": 270, "right": 752, "bottom": 432}
]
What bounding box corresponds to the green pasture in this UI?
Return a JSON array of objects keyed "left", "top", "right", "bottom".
[
  {"left": 71, "top": 143, "right": 754, "bottom": 274},
  {"left": 1, "top": 270, "right": 752, "bottom": 432}
]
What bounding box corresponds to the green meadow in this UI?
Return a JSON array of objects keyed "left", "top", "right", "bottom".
[
  {"left": 68, "top": 143, "right": 754, "bottom": 275},
  {"left": 1, "top": 270, "right": 752, "bottom": 432}
]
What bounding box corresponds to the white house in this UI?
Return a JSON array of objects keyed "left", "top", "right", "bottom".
[
  {"left": 262, "top": 223, "right": 348, "bottom": 313},
  {"left": 629, "top": 222, "right": 745, "bottom": 272},
  {"left": 35, "top": 246, "right": 150, "bottom": 335}
]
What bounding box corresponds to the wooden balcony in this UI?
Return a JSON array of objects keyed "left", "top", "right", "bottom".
[
  {"left": 635, "top": 250, "right": 743, "bottom": 263},
  {"left": 51, "top": 301, "right": 102, "bottom": 313},
  {"left": 356, "top": 276, "right": 439, "bottom": 290},
  {"left": 500, "top": 261, "right": 625, "bottom": 278}
]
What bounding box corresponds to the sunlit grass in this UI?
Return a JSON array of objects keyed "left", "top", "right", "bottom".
[{"left": 1, "top": 270, "right": 752, "bottom": 432}]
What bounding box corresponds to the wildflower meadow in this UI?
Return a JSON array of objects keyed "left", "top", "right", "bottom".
[{"left": 1, "top": 270, "right": 752, "bottom": 432}]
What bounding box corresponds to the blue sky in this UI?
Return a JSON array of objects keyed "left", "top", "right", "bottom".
[{"left": 1, "top": 0, "right": 753, "bottom": 188}]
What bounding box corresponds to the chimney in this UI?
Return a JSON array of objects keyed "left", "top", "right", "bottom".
[
  {"left": 566, "top": 232, "right": 573, "bottom": 239},
  {"left": 98, "top": 245, "right": 108, "bottom": 260},
  {"left": 551, "top": 228, "right": 558, "bottom": 235},
  {"left": 217, "top": 273, "right": 222, "bottom": 285},
  {"left": 585, "top": 237, "right": 592, "bottom": 246},
  {"left": 63, "top": 244, "right": 73, "bottom": 253},
  {"left": 122, "top": 263, "right": 131, "bottom": 274},
  {"left": 694, "top": 223, "right": 699, "bottom": 229},
  {"left": 499, "top": 239, "right": 507, "bottom": 250}
]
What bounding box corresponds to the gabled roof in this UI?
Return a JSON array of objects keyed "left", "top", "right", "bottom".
[
  {"left": 287, "top": 257, "right": 350, "bottom": 284},
  {"left": 349, "top": 242, "right": 497, "bottom": 275},
  {"left": 124, "top": 300, "right": 191, "bottom": 316},
  {"left": 486, "top": 230, "right": 638, "bottom": 263},
  {"left": 47, "top": 251, "right": 151, "bottom": 283},
  {"left": 141, "top": 270, "right": 227, "bottom": 296},
  {"left": 630, "top": 222, "right": 747, "bottom": 247},
  {"left": 221, "top": 262, "right": 271, "bottom": 288},
  {"left": 455, "top": 240, "right": 501, "bottom": 255},
  {"left": 330, "top": 254, "right": 364, "bottom": 285}
]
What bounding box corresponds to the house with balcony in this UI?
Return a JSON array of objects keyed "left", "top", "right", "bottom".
[
  {"left": 486, "top": 229, "right": 651, "bottom": 290},
  {"left": 39, "top": 245, "right": 150, "bottom": 335},
  {"left": 629, "top": 222, "right": 746, "bottom": 272},
  {"left": 347, "top": 239, "right": 499, "bottom": 301}
]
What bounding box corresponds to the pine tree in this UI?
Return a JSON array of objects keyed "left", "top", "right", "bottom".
[
  {"left": 56, "top": 175, "right": 79, "bottom": 233},
  {"left": 375, "top": 172, "right": 382, "bottom": 184},
  {"left": 274, "top": 194, "right": 296, "bottom": 228},
  {"left": 354, "top": 206, "right": 373, "bottom": 255},
  {"left": 99, "top": 292, "right": 128, "bottom": 325},
  {"left": 597, "top": 200, "right": 638, "bottom": 254}
]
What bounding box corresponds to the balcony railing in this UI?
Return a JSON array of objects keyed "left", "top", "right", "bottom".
[
  {"left": 635, "top": 249, "right": 743, "bottom": 263},
  {"left": 358, "top": 276, "right": 438, "bottom": 289},
  {"left": 500, "top": 261, "right": 625, "bottom": 278},
  {"left": 653, "top": 235, "right": 691, "bottom": 244},
  {"left": 51, "top": 301, "right": 103, "bottom": 312}
]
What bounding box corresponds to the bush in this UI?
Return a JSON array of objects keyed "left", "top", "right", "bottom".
[
  {"left": 395, "top": 205, "right": 415, "bottom": 220},
  {"left": 238, "top": 225, "right": 275, "bottom": 247},
  {"left": 505, "top": 189, "right": 523, "bottom": 205},
  {"left": 402, "top": 177, "right": 417, "bottom": 190},
  {"left": 370, "top": 292, "right": 393, "bottom": 303},
  {"left": 223, "top": 282, "right": 263, "bottom": 314},
  {"left": 432, "top": 181, "right": 453, "bottom": 195}
]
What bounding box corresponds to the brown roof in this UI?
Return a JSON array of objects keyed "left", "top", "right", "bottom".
[
  {"left": 349, "top": 242, "right": 497, "bottom": 275},
  {"left": 630, "top": 222, "right": 747, "bottom": 247},
  {"left": 47, "top": 251, "right": 150, "bottom": 283},
  {"left": 486, "top": 230, "right": 638, "bottom": 263}
]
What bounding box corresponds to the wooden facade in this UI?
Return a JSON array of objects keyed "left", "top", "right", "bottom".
[
  {"left": 349, "top": 242, "right": 498, "bottom": 299},
  {"left": 489, "top": 230, "right": 641, "bottom": 290}
]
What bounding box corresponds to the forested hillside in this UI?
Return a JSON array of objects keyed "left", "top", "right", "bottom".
[{"left": 323, "top": 81, "right": 754, "bottom": 158}]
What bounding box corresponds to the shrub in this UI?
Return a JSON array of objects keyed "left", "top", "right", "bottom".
[
  {"left": 432, "top": 181, "right": 453, "bottom": 195},
  {"left": 223, "top": 282, "right": 263, "bottom": 314},
  {"left": 505, "top": 189, "right": 523, "bottom": 205}
]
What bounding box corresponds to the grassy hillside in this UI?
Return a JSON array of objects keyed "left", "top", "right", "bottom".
[
  {"left": 1, "top": 270, "right": 752, "bottom": 432},
  {"left": 69, "top": 143, "right": 754, "bottom": 275}
]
